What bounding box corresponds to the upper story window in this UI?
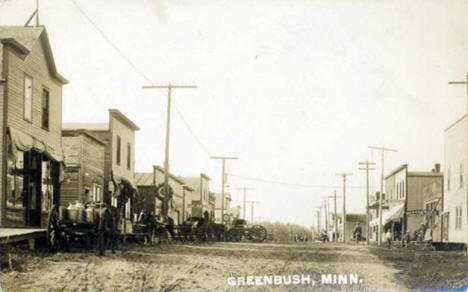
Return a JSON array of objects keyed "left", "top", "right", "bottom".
[
  {"left": 24, "top": 75, "right": 33, "bottom": 122},
  {"left": 447, "top": 168, "right": 451, "bottom": 191},
  {"left": 41, "top": 88, "right": 50, "bottom": 130},
  {"left": 127, "top": 142, "right": 131, "bottom": 170},
  {"left": 116, "top": 135, "right": 121, "bottom": 165},
  {"left": 460, "top": 163, "right": 464, "bottom": 189}
]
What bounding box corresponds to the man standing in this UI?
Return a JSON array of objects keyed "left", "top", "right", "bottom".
[{"left": 353, "top": 222, "right": 363, "bottom": 243}]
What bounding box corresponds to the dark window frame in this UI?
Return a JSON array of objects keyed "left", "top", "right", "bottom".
[
  {"left": 127, "top": 142, "right": 131, "bottom": 170},
  {"left": 41, "top": 87, "right": 50, "bottom": 131},
  {"left": 116, "top": 135, "right": 121, "bottom": 165}
]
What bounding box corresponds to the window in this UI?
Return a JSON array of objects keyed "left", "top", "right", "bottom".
[
  {"left": 127, "top": 143, "right": 131, "bottom": 170},
  {"left": 401, "top": 181, "right": 405, "bottom": 199},
  {"left": 42, "top": 88, "right": 50, "bottom": 130},
  {"left": 447, "top": 168, "right": 451, "bottom": 191},
  {"left": 93, "top": 184, "right": 102, "bottom": 201},
  {"left": 24, "top": 75, "right": 33, "bottom": 121},
  {"left": 455, "top": 206, "right": 462, "bottom": 230},
  {"left": 460, "top": 163, "right": 464, "bottom": 189},
  {"left": 116, "top": 135, "right": 121, "bottom": 165}
]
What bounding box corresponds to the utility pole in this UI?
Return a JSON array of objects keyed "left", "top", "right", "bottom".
[
  {"left": 369, "top": 146, "right": 397, "bottom": 246},
  {"left": 328, "top": 192, "right": 341, "bottom": 242},
  {"left": 316, "top": 209, "right": 321, "bottom": 238},
  {"left": 143, "top": 84, "right": 196, "bottom": 217},
  {"left": 359, "top": 160, "right": 376, "bottom": 245},
  {"left": 448, "top": 74, "right": 468, "bottom": 255},
  {"left": 336, "top": 173, "right": 352, "bottom": 243},
  {"left": 247, "top": 201, "right": 259, "bottom": 224},
  {"left": 323, "top": 198, "right": 329, "bottom": 237},
  {"left": 236, "top": 187, "right": 254, "bottom": 220},
  {"left": 211, "top": 156, "right": 238, "bottom": 221}
]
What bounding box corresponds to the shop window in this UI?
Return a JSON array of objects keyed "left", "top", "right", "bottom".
[
  {"left": 93, "top": 184, "right": 102, "bottom": 202},
  {"left": 455, "top": 206, "right": 462, "bottom": 230},
  {"left": 24, "top": 75, "right": 33, "bottom": 122},
  {"left": 6, "top": 145, "right": 25, "bottom": 209},
  {"left": 41, "top": 160, "right": 53, "bottom": 212}
]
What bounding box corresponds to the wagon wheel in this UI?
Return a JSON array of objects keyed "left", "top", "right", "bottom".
[
  {"left": 47, "top": 205, "right": 61, "bottom": 252},
  {"left": 250, "top": 225, "right": 267, "bottom": 242}
]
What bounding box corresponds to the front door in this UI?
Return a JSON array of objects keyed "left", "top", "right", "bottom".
[{"left": 24, "top": 151, "right": 42, "bottom": 227}]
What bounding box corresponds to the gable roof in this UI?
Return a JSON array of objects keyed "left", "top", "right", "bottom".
[{"left": 0, "top": 25, "right": 68, "bottom": 84}]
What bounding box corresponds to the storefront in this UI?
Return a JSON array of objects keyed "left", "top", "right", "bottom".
[
  {"left": 370, "top": 203, "right": 405, "bottom": 241},
  {"left": 4, "top": 128, "right": 63, "bottom": 227}
]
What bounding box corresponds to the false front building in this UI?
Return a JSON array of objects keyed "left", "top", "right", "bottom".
[
  {"left": 0, "top": 26, "right": 68, "bottom": 227},
  {"left": 182, "top": 174, "right": 212, "bottom": 219},
  {"left": 443, "top": 114, "right": 468, "bottom": 246},
  {"left": 62, "top": 109, "right": 139, "bottom": 232},
  {"left": 369, "top": 164, "right": 443, "bottom": 242},
  {"left": 135, "top": 166, "right": 193, "bottom": 224}
]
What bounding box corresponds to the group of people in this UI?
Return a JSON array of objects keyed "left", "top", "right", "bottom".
[
  {"left": 384, "top": 223, "right": 433, "bottom": 249},
  {"left": 294, "top": 234, "right": 309, "bottom": 243}
]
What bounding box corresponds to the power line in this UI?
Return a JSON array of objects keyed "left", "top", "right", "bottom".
[
  {"left": 68, "top": 0, "right": 153, "bottom": 84},
  {"left": 173, "top": 101, "right": 212, "bottom": 156},
  {"left": 68, "top": 0, "right": 212, "bottom": 157},
  {"left": 228, "top": 174, "right": 366, "bottom": 189}
]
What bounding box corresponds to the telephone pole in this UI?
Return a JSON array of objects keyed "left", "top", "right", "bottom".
[
  {"left": 448, "top": 74, "right": 468, "bottom": 255},
  {"left": 335, "top": 173, "right": 352, "bottom": 242},
  {"left": 143, "top": 84, "right": 197, "bottom": 217},
  {"left": 236, "top": 187, "right": 254, "bottom": 220},
  {"left": 369, "top": 146, "right": 397, "bottom": 246},
  {"left": 247, "top": 201, "right": 260, "bottom": 224},
  {"left": 359, "top": 160, "right": 376, "bottom": 245},
  {"left": 323, "top": 197, "right": 329, "bottom": 237},
  {"left": 211, "top": 156, "right": 238, "bottom": 221},
  {"left": 328, "top": 192, "right": 341, "bottom": 242}
]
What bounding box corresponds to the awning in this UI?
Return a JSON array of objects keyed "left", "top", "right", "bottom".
[
  {"left": 9, "top": 127, "right": 64, "bottom": 162},
  {"left": 111, "top": 176, "right": 138, "bottom": 199},
  {"left": 370, "top": 203, "right": 405, "bottom": 227}
]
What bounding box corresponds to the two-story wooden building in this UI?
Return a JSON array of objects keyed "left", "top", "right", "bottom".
[
  {"left": 183, "top": 174, "right": 211, "bottom": 218},
  {"left": 62, "top": 109, "right": 139, "bottom": 232},
  {"left": 0, "top": 26, "right": 68, "bottom": 227},
  {"left": 369, "top": 164, "right": 443, "bottom": 242},
  {"left": 61, "top": 129, "right": 105, "bottom": 205}
]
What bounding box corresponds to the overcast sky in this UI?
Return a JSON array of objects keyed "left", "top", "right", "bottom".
[{"left": 1, "top": 0, "right": 468, "bottom": 227}]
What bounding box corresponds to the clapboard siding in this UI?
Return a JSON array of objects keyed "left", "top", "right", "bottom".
[
  {"left": 6, "top": 39, "right": 62, "bottom": 147},
  {"left": 62, "top": 133, "right": 105, "bottom": 205},
  {"left": 0, "top": 42, "right": 4, "bottom": 225}
]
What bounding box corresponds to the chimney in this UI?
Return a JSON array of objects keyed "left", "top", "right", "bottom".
[{"left": 434, "top": 163, "right": 441, "bottom": 173}]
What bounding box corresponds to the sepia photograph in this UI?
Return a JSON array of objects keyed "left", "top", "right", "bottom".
[{"left": 0, "top": 0, "right": 468, "bottom": 291}]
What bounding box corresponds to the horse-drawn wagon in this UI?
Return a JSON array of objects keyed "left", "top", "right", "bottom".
[{"left": 225, "top": 219, "right": 267, "bottom": 242}]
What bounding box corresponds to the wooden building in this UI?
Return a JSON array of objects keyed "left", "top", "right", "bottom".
[
  {"left": 443, "top": 115, "right": 468, "bottom": 245},
  {"left": 369, "top": 164, "right": 443, "bottom": 242},
  {"left": 182, "top": 174, "right": 211, "bottom": 218},
  {"left": 0, "top": 26, "right": 68, "bottom": 227},
  {"left": 214, "top": 192, "right": 232, "bottom": 223},
  {"left": 135, "top": 166, "right": 192, "bottom": 225},
  {"left": 62, "top": 109, "right": 139, "bottom": 233},
  {"left": 61, "top": 129, "right": 105, "bottom": 205}
]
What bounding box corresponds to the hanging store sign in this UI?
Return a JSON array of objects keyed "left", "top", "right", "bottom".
[{"left": 407, "top": 210, "right": 438, "bottom": 217}]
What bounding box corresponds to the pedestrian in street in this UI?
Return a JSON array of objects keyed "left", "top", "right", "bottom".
[
  {"left": 385, "top": 229, "right": 392, "bottom": 249},
  {"left": 401, "top": 230, "right": 410, "bottom": 248},
  {"left": 353, "top": 222, "right": 362, "bottom": 244}
]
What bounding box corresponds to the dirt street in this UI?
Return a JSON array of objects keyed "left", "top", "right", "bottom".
[{"left": 1, "top": 242, "right": 467, "bottom": 291}]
